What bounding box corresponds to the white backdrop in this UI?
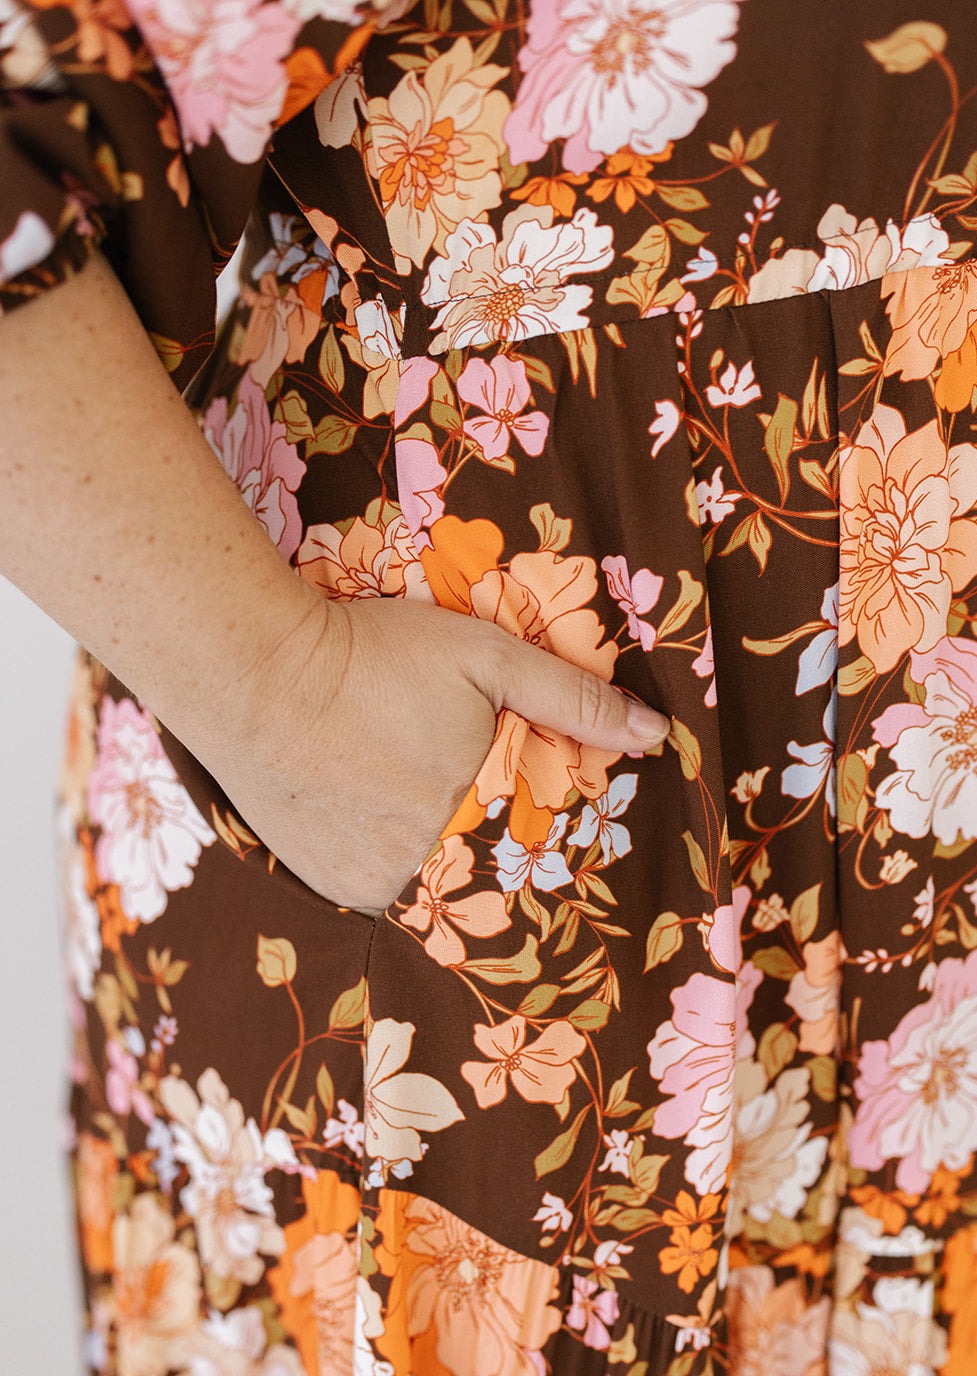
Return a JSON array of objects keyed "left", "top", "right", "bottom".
[{"left": 0, "top": 580, "right": 81, "bottom": 1372}]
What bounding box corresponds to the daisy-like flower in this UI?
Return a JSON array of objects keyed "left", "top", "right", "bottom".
[
  {"left": 457, "top": 354, "right": 550, "bottom": 461},
  {"left": 460, "top": 1013, "right": 585, "bottom": 1108},
  {"left": 566, "top": 1275, "right": 619, "bottom": 1351},
  {"left": 532, "top": 1192, "right": 573, "bottom": 1234},
  {"left": 568, "top": 773, "right": 638, "bottom": 864},
  {"left": 492, "top": 813, "right": 574, "bottom": 893},
  {"left": 400, "top": 834, "right": 510, "bottom": 966},
  {"left": 598, "top": 1129, "right": 632, "bottom": 1176},
  {"left": 704, "top": 360, "right": 761, "bottom": 409}
]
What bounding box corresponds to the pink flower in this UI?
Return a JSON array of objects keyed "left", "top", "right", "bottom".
[
  {"left": 394, "top": 356, "right": 440, "bottom": 424},
  {"left": 648, "top": 964, "right": 761, "bottom": 1193},
  {"left": 566, "top": 1276, "right": 620, "bottom": 1351},
  {"left": 649, "top": 399, "right": 681, "bottom": 458},
  {"left": 202, "top": 372, "right": 306, "bottom": 561},
  {"left": 849, "top": 948, "right": 977, "bottom": 1192},
  {"left": 128, "top": 0, "right": 301, "bottom": 164},
  {"left": 692, "top": 625, "right": 717, "bottom": 707},
  {"left": 88, "top": 699, "right": 215, "bottom": 924},
  {"left": 457, "top": 355, "right": 549, "bottom": 461},
  {"left": 873, "top": 637, "right": 977, "bottom": 846},
  {"left": 400, "top": 834, "right": 511, "bottom": 966},
  {"left": 395, "top": 438, "right": 447, "bottom": 551},
  {"left": 504, "top": 0, "right": 741, "bottom": 174},
  {"left": 105, "top": 1040, "right": 154, "bottom": 1125},
  {"left": 460, "top": 1014, "right": 585, "bottom": 1108},
  {"left": 704, "top": 360, "right": 761, "bottom": 409},
  {"left": 601, "top": 555, "right": 662, "bottom": 651},
  {"left": 695, "top": 466, "right": 743, "bottom": 525}
]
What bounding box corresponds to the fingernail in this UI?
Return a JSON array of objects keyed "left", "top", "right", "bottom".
[{"left": 627, "top": 700, "right": 671, "bottom": 746}]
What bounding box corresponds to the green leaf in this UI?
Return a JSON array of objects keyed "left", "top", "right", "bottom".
[
  {"left": 529, "top": 502, "right": 572, "bottom": 554},
  {"left": 275, "top": 390, "right": 316, "bottom": 443},
  {"left": 838, "top": 654, "right": 876, "bottom": 696},
  {"left": 308, "top": 414, "right": 359, "bottom": 455},
  {"left": 630, "top": 1152, "right": 668, "bottom": 1194},
  {"left": 763, "top": 393, "right": 798, "bottom": 502},
  {"left": 316, "top": 1062, "right": 335, "bottom": 1117},
  {"left": 610, "top": 1206, "right": 660, "bottom": 1231},
  {"left": 837, "top": 752, "right": 869, "bottom": 834},
  {"left": 517, "top": 983, "right": 561, "bottom": 1018},
  {"left": 789, "top": 883, "right": 822, "bottom": 944},
  {"left": 657, "top": 570, "right": 704, "bottom": 640},
  {"left": 328, "top": 977, "right": 367, "bottom": 1031},
  {"left": 668, "top": 718, "right": 702, "bottom": 780},
  {"left": 682, "top": 830, "right": 711, "bottom": 893},
  {"left": 757, "top": 1021, "right": 798, "bottom": 1080},
  {"left": 807, "top": 1055, "right": 837, "bottom": 1102},
  {"left": 644, "top": 911, "right": 684, "bottom": 971},
  {"left": 751, "top": 946, "right": 801, "bottom": 980},
  {"left": 656, "top": 184, "right": 708, "bottom": 212},
  {"left": 318, "top": 326, "right": 345, "bottom": 393},
  {"left": 567, "top": 999, "right": 611, "bottom": 1031},
  {"left": 534, "top": 1104, "right": 591, "bottom": 1178},
  {"left": 463, "top": 933, "right": 542, "bottom": 985},
  {"left": 521, "top": 354, "right": 556, "bottom": 393}
]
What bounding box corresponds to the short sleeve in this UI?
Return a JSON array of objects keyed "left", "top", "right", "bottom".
[{"left": 0, "top": 1, "right": 377, "bottom": 389}]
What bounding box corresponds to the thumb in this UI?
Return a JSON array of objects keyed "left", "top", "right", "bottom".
[{"left": 474, "top": 626, "right": 671, "bottom": 753}]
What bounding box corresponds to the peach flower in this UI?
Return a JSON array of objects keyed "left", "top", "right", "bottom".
[
  {"left": 367, "top": 37, "right": 509, "bottom": 271},
  {"left": 469, "top": 550, "right": 620, "bottom": 813},
  {"left": 400, "top": 834, "right": 510, "bottom": 966},
  {"left": 297, "top": 507, "right": 428, "bottom": 601},
  {"left": 235, "top": 271, "right": 324, "bottom": 387},
  {"left": 268, "top": 1171, "right": 361, "bottom": 1376},
  {"left": 884, "top": 260, "right": 977, "bottom": 412},
  {"left": 784, "top": 932, "right": 846, "bottom": 1055},
  {"left": 77, "top": 1132, "right": 118, "bottom": 1275},
  {"left": 726, "top": 1267, "right": 829, "bottom": 1376},
  {"left": 460, "top": 1013, "right": 585, "bottom": 1108},
  {"left": 375, "top": 1192, "right": 561, "bottom": 1375},
  {"left": 838, "top": 405, "right": 977, "bottom": 672},
  {"left": 112, "top": 1192, "right": 202, "bottom": 1376}
]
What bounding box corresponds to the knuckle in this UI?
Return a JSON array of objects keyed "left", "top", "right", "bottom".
[{"left": 574, "top": 671, "right": 609, "bottom": 735}]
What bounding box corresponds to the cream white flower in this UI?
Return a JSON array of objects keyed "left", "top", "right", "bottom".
[
  {"left": 160, "top": 1069, "right": 295, "bottom": 1284},
  {"left": 363, "top": 1018, "right": 464, "bottom": 1166}
]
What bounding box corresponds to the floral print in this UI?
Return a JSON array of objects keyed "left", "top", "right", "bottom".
[{"left": 6, "top": 1, "right": 977, "bottom": 1373}]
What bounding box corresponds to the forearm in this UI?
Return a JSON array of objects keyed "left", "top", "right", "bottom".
[{"left": 0, "top": 252, "right": 325, "bottom": 762}]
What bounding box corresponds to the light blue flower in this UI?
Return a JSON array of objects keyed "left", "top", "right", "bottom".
[
  {"left": 681, "top": 248, "right": 719, "bottom": 283},
  {"left": 781, "top": 691, "right": 837, "bottom": 815},
  {"left": 492, "top": 813, "right": 574, "bottom": 893},
  {"left": 250, "top": 212, "right": 309, "bottom": 279},
  {"left": 795, "top": 582, "right": 838, "bottom": 695},
  {"left": 567, "top": 773, "right": 638, "bottom": 864}
]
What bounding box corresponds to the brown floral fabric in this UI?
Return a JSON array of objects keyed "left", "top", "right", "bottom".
[{"left": 6, "top": 2, "right": 977, "bottom": 1373}]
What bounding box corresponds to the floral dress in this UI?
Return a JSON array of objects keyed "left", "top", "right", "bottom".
[{"left": 4, "top": 1, "right": 977, "bottom": 1372}]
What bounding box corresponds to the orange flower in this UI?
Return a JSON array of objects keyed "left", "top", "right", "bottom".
[
  {"left": 297, "top": 509, "right": 424, "bottom": 600},
  {"left": 422, "top": 521, "right": 622, "bottom": 846},
  {"left": 942, "top": 1225, "right": 977, "bottom": 1376},
  {"left": 511, "top": 173, "right": 588, "bottom": 218},
  {"left": 588, "top": 151, "right": 661, "bottom": 213},
  {"left": 373, "top": 1190, "right": 561, "bottom": 1374},
  {"left": 883, "top": 261, "right": 977, "bottom": 412},
  {"left": 726, "top": 1268, "right": 830, "bottom": 1376},
  {"left": 268, "top": 1170, "right": 361, "bottom": 1376},
  {"left": 400, "top": 834, "right": 510, "bottom": 966},
  {"left": 661, "top": 1189, "right": 723, "bottom": 1229},
  {"left": 68, "top": 0, "right": 135, "bottom": 81},
  {"left": 659, "top": 1223, "right": 719, "bottom": 1294},
  {"left": 76, "top": 1133, "right": 118, "bottom": 1274},
  {"left": 459, "top": 1013, "right": 585, "bottom": 1108},
  {"left": 914, "top": 1161, "right": 965, "bottom": 1227},
  {"left": 848, "top": 1183, "right": 917, "bottom": 1234},
  {"left": 838, "top": 406, "right": 977, "bottom": 672},
  {"left": 235, "top": 272, "right": 323, "bottom": 388}
]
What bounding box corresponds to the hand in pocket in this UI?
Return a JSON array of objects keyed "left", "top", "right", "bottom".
[{"left": 202, "top": 596, "right": 671, "bottom": 916}]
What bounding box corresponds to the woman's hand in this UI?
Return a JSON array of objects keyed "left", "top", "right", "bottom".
[{"left": 212, "top": 594, "right": 671, "bottom": 916}]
